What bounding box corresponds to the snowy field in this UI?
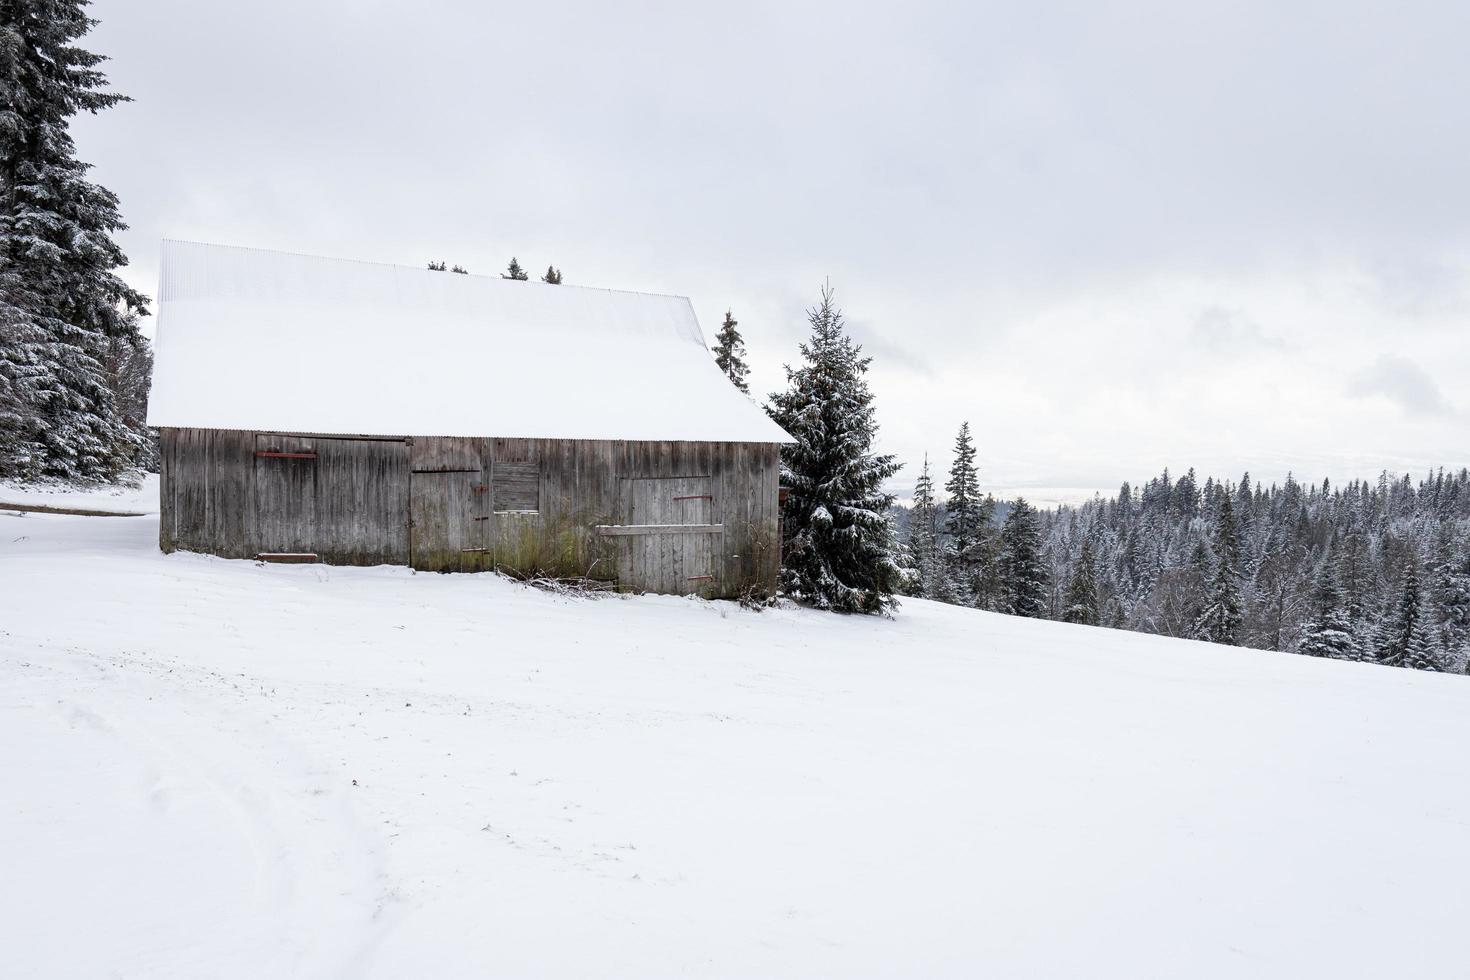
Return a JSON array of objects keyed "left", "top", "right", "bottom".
[
  {"left": 1, "top": 472, "right": 159, "bottom": 514},
  {"left": 4, "top": 500, "right": 1470, "bottom": 978}
]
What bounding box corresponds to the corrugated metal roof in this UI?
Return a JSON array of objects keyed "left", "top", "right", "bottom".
[{"left": 147, "top": 240, "right": 792, "bottom": 444}]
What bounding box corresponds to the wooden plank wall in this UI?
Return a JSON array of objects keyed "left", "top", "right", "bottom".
[{"left": 158, "top": 428, "right": 781, "bottom": 598}]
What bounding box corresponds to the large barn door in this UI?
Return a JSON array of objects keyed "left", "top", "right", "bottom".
[
  {"left": 616, "top": 476, "right": 717, "bottom": 594},
  {"left": 314, "top": 437, "right": 410, "bottom": 566},
  {"left": 253, "top": 434, "right": 317, "bottom": 556},
  {"left": 409, "top": 438, "right": 486, "bottom": 572}
]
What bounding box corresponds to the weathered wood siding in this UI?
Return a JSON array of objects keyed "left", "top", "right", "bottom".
[{"left": 158, "top": 428, "right": 780, "bottom": 598}]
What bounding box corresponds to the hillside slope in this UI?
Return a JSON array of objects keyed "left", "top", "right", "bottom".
[{"left": 3, "top": 504, "right": 1469, "bottom": 978}]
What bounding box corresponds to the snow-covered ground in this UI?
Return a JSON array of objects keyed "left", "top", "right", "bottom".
[
  {"left": 0, "top": 472, "right": 158, "bottom": 514},
  {"left": 4, "top": 500, "right": 1470, "bottom": 978}
]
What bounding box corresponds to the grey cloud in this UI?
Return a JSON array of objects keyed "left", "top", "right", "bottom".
[
  {"left": 844, "top": 317, "right": 936, "bottom": 378},
  {"left": 1190, "top": 306, "right": 1284, "bottom": 353},
  {"left": 1349, "top": 355, "right": 1453, "bottom": 416}
]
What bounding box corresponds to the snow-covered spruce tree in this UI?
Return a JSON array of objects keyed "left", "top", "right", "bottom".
[
  {"left": 426, "top": 260, "right": 447, "bottom": 271},
  {"left": 1434, "top": 544, "right": 1470, "bottom": 672},
  {"left": 100, "top": 330, "right": 154, "bottom": 470},
  {"left": 502, "top": 258, "right": 529, "bottom": 280},
  {"left": 0, "top": 0, "right": 149, "bottom": 480},
  {"left": 1062, "top": 539, "right": 1100, "bottom": 625},
  {"left": 1335, "top": 524, "right": 1374, "bottom": 648},
  {"left": 971, "top": 494, "right": 1005, "bottom": 609},
  {"left": 1193, "top": 496, "right": 1243, "bottom": 645},
  {"left": 711, "top": 309, "right": 750, "bottom": 394},
  {"left": 904, "top": 454, "right": 942, "bottom": 598},
  {"left": 1297, "top": 553, "right": 1355, "bottom": 660},
  {"left": 0, "top": 264, "right": 46, "bottom": 471},
  {"left": 1375, "top": 560, "right": 1440, "bottom": 671},
  {"left": 999, "top": 497, "right": 1047, "bottom": 617},
  {"left": 944, "top": 422, "right": 980, "bottom": 554},
  {"left": 943, "top": 421, "right": 998, "bottom": 604},
  {"left": 767, "top": 283, "right": 903, "bottom": 613},
  {"left": 541, "top": 265, "right": 562, "bottom": 284}
]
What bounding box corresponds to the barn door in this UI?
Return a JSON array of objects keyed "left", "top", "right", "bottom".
[
  {"left": 619, "top": 476, "right": 717, "bottom": 594},
  {"left": 409, "top": 438, "right": 486, "bottom": 572},
  {"left": 313, "top": 438, "right": 410, "bottom": 566},
  {"left": 253, "top": 434, "right": 317, "bottom": 556}
]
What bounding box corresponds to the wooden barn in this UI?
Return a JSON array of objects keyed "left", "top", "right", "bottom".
[{"left": 147, "top": 240, "right": 792, "bottom": 597}]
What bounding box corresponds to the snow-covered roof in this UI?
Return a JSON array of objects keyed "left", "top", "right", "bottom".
[{"left": 147, "top": 240, "right": 792, "bottom": 444}]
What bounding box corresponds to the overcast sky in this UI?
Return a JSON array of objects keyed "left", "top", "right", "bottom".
[{"left": 79, "top": 0, "right": 1469, "bottom": 504}]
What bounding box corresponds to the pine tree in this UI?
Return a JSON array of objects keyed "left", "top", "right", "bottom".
[
  {"left": 541, "top": 266, "right": 562, "bottom": 284},
  {"left": 970, "top": 494, "right": 1005, "bottom": 610},
  {"left": 711, "top": 309, "right": 751, "bottom": 394},
  {"left": 767, "top": 283, "right": 903, "bottom": 613},
  {"left": 451, "top": 265, "right": 468, "bottom": 274},
  {"left": 1375, "top": 561, "right": 1440, "bottom": 670},
  {"left": 427, "top": 261, "right": 447, "bottom": 271},
  {"left": 999, "top": 497, "right": 1048, "bottom": 617},
  {"left": 1062, "top": 539, "right": 1100, "bottom": 625},
  {"left": 99, "top": 331, "right": 154, "bottom": 470},
  {"left": 1235, "top": 472, "right": 1254, "bottom": 538},
  {"left": 1297, "top": 556, "right": 1355, "bottom": 659},
  {"left": 904, "top": 454, "right": 941, "bottom": 598},
  {"left": 943, "top": 421, "right": 991, "bottom": 602},
  {"left": 0, "top": 0, "right": 149, "bottom": 480},
  {"left": 502, "top": 258, "right": 529, "bottom": 281},
  {"left": 1175, "top": 467, "right": 1200, "bottom": 519},
  {"left": 944, "top": 422, "right": 979, "bottom": 552},
  {"left": 1336, "top": 525, "right": 1373, "bottom": 642},
  {"left": 1193, "top": 496, "right": 1243, "bottom": 644},
  {"left": 1434, "top": 545, "right": 1470, "bottom": 671}
]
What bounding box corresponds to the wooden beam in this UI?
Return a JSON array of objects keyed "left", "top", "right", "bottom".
[
  {"left": 595, "top": 523, "right": 724, "bottom": 536},
  {"left": 0, "top": 501, "right": 145, "bottom": 517},
  {"left": 256, "top": 552, "right": 319, "bottom": 563}
]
